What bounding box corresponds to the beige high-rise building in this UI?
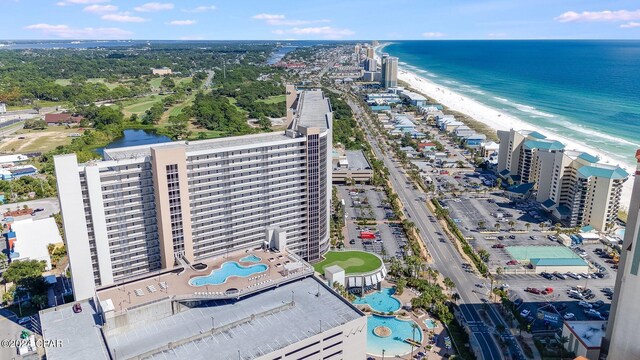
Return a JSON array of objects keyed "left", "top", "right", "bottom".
[
  {"left": 604, "top": 150, "right": 640, "bottom": 359},
  {"left": 54, "top": 89, "right": 333, "bottom": 300},
  {"left": 381, "top": 55, "right": 398, "bottom": 88},
  {"left": 366, "top": 46, "right": 374, "bottom": 59},
  {"left": 497, "top": 129, "right": 628, "bottom": 231}
]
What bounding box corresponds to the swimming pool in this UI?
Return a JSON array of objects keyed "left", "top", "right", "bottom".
[
  {"left": 366, "top": 315, "right": 423, "bottom": 357},
  {"left": 353, "top": 287, "right": 401, "bottom": 313},
  {"left": 424, "top": 319, "right": 437, "bottom": 329},
  {"left": 239, "top": 254, "right": 262, "bottom": 263},
  {"left": 189, "top": 262, "right": 267, "bottom": 286},
  {"left": 615, "top": 228, "right": 625, "bottom": 239}
]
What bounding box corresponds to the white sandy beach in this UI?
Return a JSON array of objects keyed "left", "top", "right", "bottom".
[{"left": 396, "top": 67, "right": 635, "bottom": 211}]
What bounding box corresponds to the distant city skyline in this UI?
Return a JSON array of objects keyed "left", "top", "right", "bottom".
[{"left": 1, "top": 0, "right": 639, "bottom": 40}]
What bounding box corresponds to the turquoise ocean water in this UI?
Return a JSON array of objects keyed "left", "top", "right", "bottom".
[{"left": 383, "top": 40, "right": 640, "bottom": 167}]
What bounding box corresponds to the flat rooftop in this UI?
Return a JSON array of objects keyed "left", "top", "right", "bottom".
[
  {"left": 103, "top": 132, "right": 294, "bottom": 161},
  {"left": 565, "top": 320, "right": 606, "bottom": 348},
  {"left": 295, "top": 90, "right": 331, "bottom": 131},
  {"left": 96, "top": 248, "right": 313, "bottom": 313},
  {"left": 506, "top": 245, "right": 583, "bottom": 262},
  {"left": 108, "top": 276, "right": 363, "bottom": 360},
  {"left": 345, "top": 150, "right": 371, "bottom": 170},
  {"left": 40, "top": 299, "right": 110, "bottom": 360}
]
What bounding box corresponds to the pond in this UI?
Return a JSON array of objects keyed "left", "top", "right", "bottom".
[
  {"left": 267, "top": 45, "right": 297, "bottom": 65},
  {"left": 96, "top": 129, "right": 171, "bottom": 156}
]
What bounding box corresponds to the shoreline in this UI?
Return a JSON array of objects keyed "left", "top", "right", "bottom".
[{"left": 378, "top": 43, "right": 634, "bottom": 211}]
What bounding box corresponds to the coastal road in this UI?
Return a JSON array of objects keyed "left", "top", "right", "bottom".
[{"left": 340, "top": 91, "right": 510, "bottom": 360}]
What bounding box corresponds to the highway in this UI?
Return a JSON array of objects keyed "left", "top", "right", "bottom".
[{"left": 341, "top": 92, "right": 509, "bottom": 360}]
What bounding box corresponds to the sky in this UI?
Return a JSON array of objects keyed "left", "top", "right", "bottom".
[{"left": 1, "top": 0, "right": 639, "bottom": 40}]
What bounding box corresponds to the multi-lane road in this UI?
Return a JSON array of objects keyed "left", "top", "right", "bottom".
[{"left": 339, "top": 91, "right": 521, "bottom": 360}]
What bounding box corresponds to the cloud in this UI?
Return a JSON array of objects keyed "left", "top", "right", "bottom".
[
  {"left": 252, "top": 13, "right": 330, "bottom": 26},
  {"left": 83, "top": 4, "right": 117, "bottom": 13},
  {"left": 181, "top": 5, "right": 216, "bottom": 13},
  {"left": 24, "top": 23, "right": 132, "bottom": 39},
  {"left": 134, "top": 2, "right": 174, "bottom": 12},
  {"left": 167, "top": 20, "right": 196, "bottom": 26},
  {"left": 273, "top": 26, "right": 354, "bottom": 39},
  {"left": 488, "top": 32, "right": 508, "bottom": 38},
  {"left": 102, "top": 13, "right": 147, "bottom": 22},
  {"left": 621, "top": 21, "right": 640, "bottom": 28},
  {"left": 555, "top": 9, "right": 640, "bottom": 23},
  {"left": 252, "top": 13, "right": 285, "bottom": 20},
  {"left": 57, "top": 0, "right": 109, "bottom": 5},
  {"left": 422, "top": 32, "right": 445, "bottom": 38}
]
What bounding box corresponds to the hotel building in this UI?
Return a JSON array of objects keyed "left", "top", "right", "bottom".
[
  {"left": 497, "top": 129, "right": 628, "bottom": 231},
  {"left": 603, "top": 150, "right": 640, "bottom": 359},
  {"left": 54, "top": 89, "right": 332, "bottom": 301},
  {"left": 381, "top": 54, "right": 398, "bottom": 89}
]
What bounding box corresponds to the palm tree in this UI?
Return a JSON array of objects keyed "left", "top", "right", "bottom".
[
  {"left": 554, "top": 223, "right": 562, "bottom": 234},
  {"left": 559, "top": 335, "right": 569, "bottom": 359},
  {"left": 508, "top": 219, "right": 516, "bottom": 230},
  {"left": 495, "top": 222, "right": 501, "bottom": 231},
  {"left": 478, "top": 220, "right": 486, "bottom": 230},
  {"left": 525, "top": 222, "right": 531, "bottom": 232},
  {"left": 451, "top": 292, "right": 461, "bottom": 303},
  {"left": 539, "top": 222, "right": 546, "bottom": 231},
  {"left": 410, "top": 322, "right": 420, "bottom": 359},
  {"left": 443, "top": 277, "right": 455, "bottom": 291}
]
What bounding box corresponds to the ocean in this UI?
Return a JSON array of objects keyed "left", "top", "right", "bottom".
[{"left": 383, "top": 40, "right": 640, "bottom": 167}]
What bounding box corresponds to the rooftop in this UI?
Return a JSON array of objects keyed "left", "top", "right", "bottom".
[
  {"left": 523, "top": 139, "right": 565, "bottom": 151},
  {"left": 295, "top": 90, "right": 332, "bottom": 131},
  {"left": 506, "top": 245, "right": 584, "bottom": 262},
  {"left": 345, "top": 150, "right": 371, "bottom": 170},
  {"left": 565, "top": 320, "right": 607, "bottom": 349},
  {"left": 530, "top": 258, "right": 589, "bottom": 266},
  {"left": 314, "top": 250, "right": 383, "bottom": 275},
  {"left": 577, "top": 152, "right": 599, "bottom": 163},
  {"left": 10, "top": 217, "right": 61, "bottom": 269},
  {"left": 577, "top": 163, "right": 629, "bottom": 180},
  {"left": 96, "top": 248, "right": 312, "bottom": 314}
]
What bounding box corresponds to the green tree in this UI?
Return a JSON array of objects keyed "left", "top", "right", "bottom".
[
  {"left": 167, "top": 114, "right": 191, "bottom": 140},
  {"left": 257, "top": 115, "right": 271, "bottom": 131},
  {"left": 443, "top": 277, "right": 455, "bottom": 291},
  {"left": 160, "top": 76, "right": 176, "bottom": 92},
  {"left": 2, "top": 260, "right": 46, "bottom": 284},
  {"left": 495, "top": 222, "right": 501, "bottom": 231},
  {"left": 559, "top": 335, "right": 569, "bottom": 359}
]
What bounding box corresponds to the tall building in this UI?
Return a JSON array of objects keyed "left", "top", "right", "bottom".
[
  {"left": 604, "top": 150, "right": 640, "bottom": 359},
  {"left": 364, "top": 57, "right": 377, "bottom": 72},
  {"left": 381, "top": 55, "right": 398, "bottom": 88},
  {"left": 497, "top": 129, "right": 628, "bottom": 230},
  {"left": 366, "top": 46, "right": 374, "bottom": 59},
  {"left": 54, "top": 89, "right": 332, "bottom": 300}
]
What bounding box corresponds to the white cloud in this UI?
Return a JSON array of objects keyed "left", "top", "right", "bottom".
[
  {"left": 25, "top": 23, "right": 132, "bottom": 39},
  {"left": 83, "top": 4, "right": 117, "bottom": 13},
  {"left": 134, "top": 2, "right": 174, "bottom": 12},
  {"left": 102, "top": 13, "right": 147, "bottom": 22},
  {"left": 621, "top": 21, "right": 640, "bottom": 28},
  {"left": 57, "top": 0, "right": 109, "bottom": 5},
  {"left": 167, "top": 20, "right": 196, "bottom": 26},
  {"left": 252, "top": 13, "right": 330, "bottom": 26},
  {"left": 422, "top": 32, "right": 445, "bottom": 38},
  {"left": 555, "top": 9, "right": 640, "bottom": 22},
  {"left": 274, "top": 26, "right": 354, "bottom": 39},
  {"left": 252, "top": 13, "right": 285, "bottom": 20},
  {"left": 182, "top": 5, "right": 216, "bottom": 13}
]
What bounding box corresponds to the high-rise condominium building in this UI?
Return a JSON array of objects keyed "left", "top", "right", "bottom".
[
  {"left": 365, "top": 46, "right": 374, "bottom": 59},
  {"left": 381, "top": 55, "right": 398, "bottom": 88},
  {"left": 497, "top": 129, "right": 627, "bottom": 230},
  {"left": 604, "top": 150, "right": 640, "bottom": 359},
  {"left": 54, "top": 89, "right": 332, "bottom": 300},
  {"left": 364, "top": 57, "right": 377, "bottom": 72}
]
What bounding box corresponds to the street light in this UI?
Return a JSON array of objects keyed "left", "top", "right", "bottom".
[{"left": 381, "top": 349, "right": 385, "bottom": 360}]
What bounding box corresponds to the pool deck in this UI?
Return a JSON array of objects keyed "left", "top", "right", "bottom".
[
  {"left": 96, "top": 248, "right": 313, "bottom": 314},
  {"left": 361, "top": 280, "right": 454, "bottom": 360}
]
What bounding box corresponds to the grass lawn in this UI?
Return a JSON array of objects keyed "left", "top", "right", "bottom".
[
  {"left": 7, "top": 100, "right": 61, "bottom": 111},
  {"left": 55, "top": 78, "right": 120, "bottom": 90},
  {"left": 0, "top": 127, "right": 81, "bottom": 153},
  {"left": 149, "top": 76, "right": 191, "bottom": 90},
  {"left": 313, "top": 251, "right": 382, "bottom": 274},
  {"left": 256, "top": 95, "right": 286, "bottom": 104},
  {"left": 121, "top": 95, "right": 168, "bottom": 117}
]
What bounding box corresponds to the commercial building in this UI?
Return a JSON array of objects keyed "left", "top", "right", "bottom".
[
  {"left": 5, "top": 217, "right": 62, "bottom": 270},
  {"left": 381, "top": 54, "right": 398, "bottom": 88},
  {"left": 603, "top": 150, "right": 640, "bottom": 359},
  {"left": 497, "top": 129, "right": 628, "bottom": 231},
  {"left": 151, "top": 67, "right": 172, "bottom": 75},
  {"left": 398, "top": 89, "right": 427, "bottom": 107},
  {"left": 39, "top": 267, "right": 367, "bottom": 360},
  {"left": 364, "top": 57, "right": 377, "bottom": 72},
  {"left": 54, "top": 89, "right": 332, "bottom": 300},
  {"left": 332, "top": 149, "right": 373, "bottom": 183},
  {"left": 562, "top": 320, "right": 606, "bottom": 360}
]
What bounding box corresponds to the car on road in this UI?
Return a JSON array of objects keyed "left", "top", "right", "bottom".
[
  {"left": 349, "top": 239, "right": 356, "bottom": 245},
  {"left": 520, "top": 309, "right": 531, "bottom": 317},
  {"left": 564, "top": 312, "right": 575, "bottom": 320}
]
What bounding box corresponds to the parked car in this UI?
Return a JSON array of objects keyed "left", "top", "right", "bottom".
[
  {"left": 507, "top": 260, "right": 519, "bottom": 265},
  {"left": 563, "top": 312, "right": 575, "bottom": 320},
  {"left": 18, "top": 317, "right": 30, "bottom": 325},
  {"left": 520, "top": 309, "right": 531, "bottom": 317},
  {"left": 553, "top": 272, "right": 567, "bottom": 280},
  {"left": 525, "top": 287, "right": 541, "bottom": 294},
  {"left": 492, "top": 244, "right": 505, "bottom": 249},
  {"left": 509, "top": 235, "right": 516, "bottom": 240},
  {"left": 578, "top": 301, "right": 593, "bottom": 309},
  {"left": 542, "top": 287, "right": 554, "bottom": 295}
]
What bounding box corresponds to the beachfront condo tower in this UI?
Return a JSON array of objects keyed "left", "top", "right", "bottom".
[
  {"left": 381, "top": 54, "right": 398, "bottom": 88},
  {"left": 54, "top": 89, "right": 332, "bottom": 300},
  {"left": 497, "top": 129, "right": 627, "bottom": 231},
  {"left": 603, "top": 150, "right": 640, "bottom": 359}
]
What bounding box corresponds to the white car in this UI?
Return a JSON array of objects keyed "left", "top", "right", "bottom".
[
  {"left": 564, "top": 312, "right": 575, "bottom": 320},
  {"left": 578, "top": 301, "right": 593, "bottom": 309},
  {"left": 520, "top": 309, "right": 531, "bottom": 317}
]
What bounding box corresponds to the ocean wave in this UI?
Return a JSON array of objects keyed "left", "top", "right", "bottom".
[
  {"left": 512, "top": 103, "right": 555, "bottom": 118},
  {"left": 468, "top": 89, "right": 486, "bottom": 95},
  {"left": 555, "top": 120, "right": 640, "bottom": 148},
  {"left": 494, "top": 97, "right": 509, "bottom": 102}
]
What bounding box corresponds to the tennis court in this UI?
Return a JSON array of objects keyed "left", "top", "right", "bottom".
[{"left": 506, "top": 246, "right": 581, "bottom": 261}]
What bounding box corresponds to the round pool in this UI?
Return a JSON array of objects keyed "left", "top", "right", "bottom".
[
  {"left": 353, "top": 287, "right": 401, "bottom": 313},
  {"left": 366, "top": 315, "right": 423, "bottom": 357}
]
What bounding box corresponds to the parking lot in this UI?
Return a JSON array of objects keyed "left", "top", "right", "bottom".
[{"left": 335, "top": 184, "right": 408, "bottom": 261}]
